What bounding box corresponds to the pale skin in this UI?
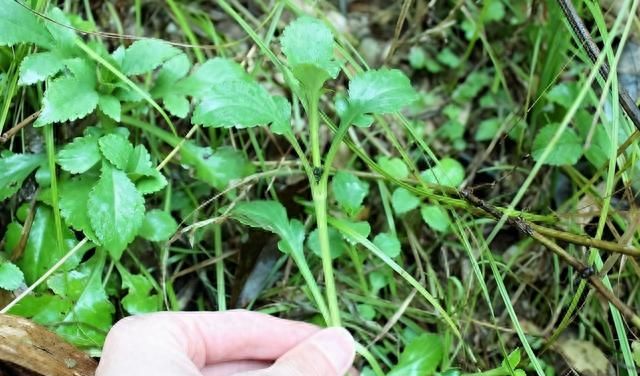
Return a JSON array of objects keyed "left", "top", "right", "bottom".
[{"left": 96, "top": 310, "right": 356, "bottom": 376}]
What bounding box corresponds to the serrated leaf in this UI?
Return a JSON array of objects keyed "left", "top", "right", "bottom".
[
  {"left": 15, "top": 206, "right": 86, "bottom": 285},
  {"left": 0, "top": 262, "right": 25, "bottom": 290},
  {"left": 126, "top": 144, "right": 155, "bottom": 177},
  {"left": 49, "top": 253, "right": 114, "bottom": 347},
  {"left": 306, "top": 227, "right": 347, "bottom": 259},
  {"left": 388, "top": 333, "right": 444, "bottom": 376},
  {"left": 339, "top": 220, "right": 371, "bottom": 246},
  {"left": 271, "top": 96, "right": 293, "bottom": 135},
  {"left": 391, "top": 188, "right": 420, "bottom": 215},
  {"left": 59, "top": 176, "right": 100, "bottom": 243},
  {"left": 348, "top": 69, "right": 418, "bottom": 116},
  {"left": 98, "top": 134, "right": 134, "bottom": 170},
  {"left": 378, "top": 156, "right": 409, "bottom": 180},
  {"left": 181, "top": 143, "right": 254, "bottom": 190},
  {"left": 163, "top": 93, "right": 190, "bottom": 118},
  {"left": 373, "top": 232, "right": 401, "bottom": 258},
  {"left": 178, "top": 58, "right": 249, "bottom": 99},
  {"left": 532, "top": 123, "right": 582, "bottom": 166},
  {"left": 0, "top": 153, "right": 44, "bottom": 201},
  {"left": 45, "top": 7, "right": 77, "bottom": 48},
  {"left": 18, "top": 51, "right": 66, "bottom": 85},
  {"left": 56, "top": 134, "right": 101, "bottom": 174},
  {"left": 120, "top": 271, "right": 160, "bottom": 315},
  {"left": 192, "top": 80, "right": 285, "bottom": 129},
  {"left": 151, "top": 53, "right": 192, "bottom": 95},
  {"left": 98, "top": 95, "right": 121, "bottom": 121},
  {"left": 138, "top": 209, "right": 177, "bottom": 242},
  {"left": 227, "top": 200, "right": 305, "bottom": 255},
  {"left": 121, "top": 39, "right": 181, "bottom": 76},
  {"left": 332, "top": 171, "right": 369, "bottom": 216},
  {"left": 37, "top": 60, "right": 99, "bottom": 125},
  {"left": 420, "top": 205, "right": 450, "bottom": 233},
  {"left": 8, "top": 294, "right": 71, "bottom": 326},
  {"left": 135, "top": 169, "right": 167, "bottom": 195},
  {"left": 421, "top": 158, "right": 465, "bottom": 187},
  {"left": 0, "top": 0, "right": 53, "bottom": 48},
  {"left": 281, "top": 17, "right": 340, "bottom": 91},
  {"left": 87, "top": 164, "right": 145, "bottom": 259}
]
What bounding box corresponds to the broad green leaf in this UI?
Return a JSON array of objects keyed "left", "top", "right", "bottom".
[
  {"left": 391, "top": 188, "right": 420, "bottom": 215},
  {"left": 335, "top": 94, "right": 373, "bottom": 128},
  {"left": 388, "top": 333, "right": 444, "bottom": 376},
  {"left": 126, "top": 144, "right": 156, "bottom": 177},
  {"left": 378, "top": 156, "right": 409, "bottom": 180},
  {"left": 281, "top": 17, "right": 340, "bottom": 91},
  {"left": 373, "top": 232, "right": 401, "bottom": 258},
  {"left": 163, "top": 93, "right": 190, "bottom": 118},
  {"left": 547, "top": 83, "right": 579, "bottom": 108},
  {"left": 420, "top": 205, "right": 450, "bottom": 233},
  {"left": 120, "top": 271, "right": 160, "bottom": 315},
  {"left": 192, "top": 80, "right": 284, "bottom": 129},
  {"left": 18, "top": 51, "right": 66, "bottom": 85},
  {"left": 45, "top": 8, "right": 77, "bottom": 47},
  {"left": 408, "top": 46, "right": 427, "bottom": 69},
  {"left": 271, "top": 96, "right": 293, "bottom": 135},
  {"left": 348, "top": 69, "right": 418, "bottom": 115},
  {"left": 421, "top": 158, "right": 465, "bottom": 187},
  {"left": 227, "top": 200, "right": 305, "bottom": 255},
  {"left": 98, "top": 134, "right": 134, "bottom": 170},
  {"left": 482, "top": 0, "right": 506, "bottom": 22},
  {"left": 98, "top": 95, "right": 121, "bottom": 121},
  {"left": 87, "top": 164, "right": 145, "bottom": 259},
  {"left": 575, "top": 112, "right": 611, "bottom": 168},
  {"left": 0, "top": 0, "right": 53, "bottom": 48},
  {"left": 181, "top": 143, "right": 254, "bottom": 190},
  {"left": 59, "top": 176, "right": 99, "bottom": 243},
  {"left": 136, "top": 169, "right": 168, "bottom": 195},
  {"left": 151, "top": 53, "right": 192, "bottom": 117},
  {"left": 8, "top": 294, "right": 71, "bottom": 326},
  {"left": 339, "top": 220, "right": 371, "bottom": 246},
  {"left": 502, "top": 348, "right": 522, "bottom": 370},
  {"left": 0, "top": 153, "right": 44, "bottom": 201},
  {"left": 532, "top": 123, "right": 582, "bottom": 166},
  {"left": 452, "top": 71, "right": 491, "bottom": 102},
  {"left": 56, "top": 134, "right": 101, "bottom": 174},
  {"left": 138, "top": 209, "right": 177, "bottom": 242},
  {"left": 331, "top": 171, "right": 369, "bottom": 216},
  {"left": 357, "top": 304, "right": 376, "bottom": 320},
  {"left": 437, "top": 48, "right": 461, "bottom": 68},
  {"left": 632, "top": 341, "right": 640, "bottom": 367},
  {"left": 15, "top": 206, "right": 85, "bottom": 285},
  {"left": 475, "top": 118, "right": 501, "bottom": 141},
  {"left": 121, "top": 39, "right": 181, "bottom": 76},
  {"left": 0, "top": 262, "right": 25, "bottom": 290},
  {"left": 369, "top": 271, "right": 388, "bottom": 296},
  {"left": 37, "top": 60, "right": 99, "bottom": 125},
  {"left": 306, "top": 227, "right": 347, "bottom": 259},
  {"left": 178, "top": 58, "right": 249, "bottom": 99},
  {"left": 49, "top": 253, "right": 114, "bottom": 348}
]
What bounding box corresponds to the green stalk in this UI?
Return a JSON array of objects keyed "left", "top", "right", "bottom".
[
  {"left": 214, "top": 224, "right": 226, "bottom": 310},
  {"left": 308, "top": 92, "right": 322, "bottom": 168},
  {"left": 44, "top": 125, "right": 64, "bottom": 256}
]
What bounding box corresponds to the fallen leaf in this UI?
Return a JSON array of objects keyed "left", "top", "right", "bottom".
[{"left": 556, "top": 339, "right": 613, "bottom": 376}]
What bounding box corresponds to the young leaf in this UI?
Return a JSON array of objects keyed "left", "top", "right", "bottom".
[
  {"left": 307, "top": 227, "right": 347, "bottom": 259},
  {"left": 87, "top": 164, "right": 145, "bottom": 259},
  {"left": 348, "top": 69, "right": 418, "bottom": 116},
  {"left": 227, "top": 200, "right": 305, "bottom": 255},
  {"left": 151, "top": 53, "right": 192, "bottom": 117},
  {"left": 532, "top": 123, "right": 582, "bottom": 166},
  {"left": 0, "top": 153, "right": 44, "bottom": 201},
  {"left": 120, "top": 271, "right": 160, "bottom": 315},
  {"left": 331, "top": 171, "right": 369, "bottom": 216},
  {"left": 49, "top": 253, "right": 114, "bottom": 347},
  {"left": 391, "top": 188, "right": 420, "bottom": 215},
  {"left": 98, "top": 134, "right": 134, "bottom": 170},
  {"left": 14, "top": 206, "right": 85, "bottom": 285},
  {"left": 120, "top": 39, "right": 181, "bottom": 76},
  {"left": 138, "top": 209, "right": 177, "bottom": 242},
  {"left": 281, "top": 17, "right": 340, "bottom": 91},
  {"left": 18, "top": 51, "right": 66, "bottom": 85},
  {"left": 420, "top": 205, "right": 450, "bottom": 233},
  {"left": 56, "top": 134, "right": 101, "bottom": 174},
  {"left": 178, "top": 58, "right": 249, "bottom": 99},
  {"left": 373, "top": 232, "right": 401, "bottom": 258},
  {"left": 378, "top": 157, "right": 409, "bottom": 180},
  {"left": 421, "top": 158, "right": 465, "bottom": 187},
  {"left": 98, "top": 95, "right": 121, "bottom": 122},
  {"left": 37, "top": 59, "right": 99, "bottom": 125},
  {"left": 180, "top": 143, "right": 255, "bottom": 190},
  {"left": 339, "top": 220, "right": 371, "bottom": 246},
  {"left": 136, "top": 169, "right": 168, "bottom": 195},
  {"left": 388, "top": 333, "right": 444, "bottom": 376},
  {"left": 0, "top": 0, "right": 53, "bottom": 48},
  {"left": 192, "top": 80, "right": 286, "bottom": 129},
  {"left": 58, "top": 177, "right": 100, "bottom": 244},
  {"left": 126, "top": 144, "right": 156, "bottom": 177},
  {"left": 0, "top": 262, "right": 25, "bottom": 291}
]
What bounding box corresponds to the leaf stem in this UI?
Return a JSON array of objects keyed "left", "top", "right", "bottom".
[{"left": 308, "top": 91, "right": 322, "bottom": 168}]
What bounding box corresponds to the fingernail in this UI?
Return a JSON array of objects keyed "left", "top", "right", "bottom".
[{"left": 312, "top": 327, "right": 356, "bottom": 371}]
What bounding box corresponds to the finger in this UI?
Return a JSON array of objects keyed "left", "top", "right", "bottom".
[
  {"left": 201, "top": 360, "right": 271, "bottom": 376},
  {"left": 239, "top": 327, "right": 356, "bottom": 376},
  {"left": 96, "top": 310, "right": 320, "bottom": 376}
]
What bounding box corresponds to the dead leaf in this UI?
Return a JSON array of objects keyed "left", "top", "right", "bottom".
[
  {"left": 556, "top": 339, "right": 613, "bottom": 376},
  {"left": 0, "top": 314, "right": 97, "bottom": 376}
]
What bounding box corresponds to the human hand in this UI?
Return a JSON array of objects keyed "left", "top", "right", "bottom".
[{"left": 95, "top": 310, "right": 356, "bottom": 376}]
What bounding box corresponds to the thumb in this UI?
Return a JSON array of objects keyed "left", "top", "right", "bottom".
[{"left": 243, "top": 327, "right": 355, "bottom": 376}]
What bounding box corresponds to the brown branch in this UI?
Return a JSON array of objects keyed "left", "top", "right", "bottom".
[
  {"left": 556, "top": 0, "right": 640, "bottom": 132},
  {"left": 0, "top": 111, "right": 40, "bottom": 144}
]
